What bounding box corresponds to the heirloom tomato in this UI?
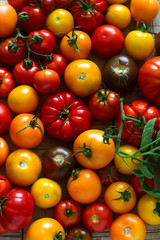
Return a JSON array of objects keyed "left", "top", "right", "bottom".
[
  {"left": 9, "top": 114, "right": 44, "bottom": 148},
  {"left": 110, "top": 213, "right": 146, "bottom": 240},
  {"left": 0, "top": 175, "right": 11, "bottom": 198},
  {"left": 41, "top": 91, "right": 92, "bottom": 142},
  {"left": 5, "top": 149, "right": 42, "bottom": 187},
  {"left": 98, "top": 164, "right": 119, "bottom": 186},
  {"left": 104, "top": 181, "right": 137, "bottom": 214},
  {"left": 82, "top": 203, "right": 113, "bottom": 232},
  {"left": 66, "top": 227, "right": 92, "bottom": 240},
  {"left": 54, "top": 199, "right": 81, "bottom": 227},
  {"left": 0, "top": 188, "right": 34, "bottom": 234},
  {"left": 8, "top": 0, "right": 29, "bottom": 10},
  {"left": 64, "top": 59, "right": 102, "bottom": 97},
  {"left": 131, "top": 175, "right": 154, "bottom": 195},
  {"left": 73, "top": 129, "right": 115, "bottom": 170},
  {"left": 0, "top": 68, "right": 15, "bottom": 98},
  {"left": 0, "top": 137, "right": 9, "bottom": 166},
  {"left": 0, "top": 103, "right": 12, "bottom": 135},
  {"left": 91, "top": 25, "right": 124, "bottom": 58},
  {"left": 155, "top": 32, "right": 160, "bottom": 55},
  {"left": 25, "top": 218, "right": 65, "bottom": 240},
  {"left": 67, "top": 169, "right": 102, "bottom": 204}
]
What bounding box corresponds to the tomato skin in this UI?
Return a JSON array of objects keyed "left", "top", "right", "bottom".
[
  {"left": 0, "top": 138, "right": 9, "bottom": 167},
  {"left": 55, "top": 0, "right": 74, "bottom": 10},
  {"left": 54, "top": 199, "right": 81, "bottom": 227},
  {"left": 0, "top": 68, "right": 15, "bottom": 98},
  {"left": 0, "top": 103, "right": 12, "bottom": 135},
  {"left": 155, "top": 32, "right": 160, "bottom": 55},
  {"left": 131, "top": 175, "right": 154, "bottom": 195},
  {"left": 66, "top": 227, "right": 92, "bottom": 240},
  {"left": 0, "top": 175, "right": 11, "bottom": 198},
  {"left": 97, "top": 164, "right": 119, "bottom": 186},
  {"left": 107, "top": 0, "right": 127, "bottom": 2},
  {"left": 8, "top": 0, "right": 29, "bottom": 10},
  {"left": 91, "top": 25, "right": 124, "bottom": 58},
  {"left": 82, "top": 203, "right": 113, "bottom": 232}
]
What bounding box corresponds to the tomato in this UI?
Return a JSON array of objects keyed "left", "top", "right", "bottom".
[
  {"left": 0, "top": 175, "right": 11, "bottom": 198},
  {"left": 138, "top": 56, "right": 160, "bottom": 108},
  {"left": 0, "top": 2, "right": 17, "bottom": 38},
  {"left": 101, "top": 54, "right": 138, "bottom": 94},
  {"left": 64, "top": 59, "right": 102, "bottom": 97},
  {"left": 8, "top": 0, "right": 29, "bottom": 10},
  {"left": 97, "top": 164, "right": 119, "bottom": 186},
  {"left": 67, "top": 169, "right": 102, "bottom": 204},
  {"left": 155, "top": 32, "right": 160, "bottom": 55},
  {"left": 0, "top": 68, "right": 15, "bottom": 98},
  {"left": 55, "top": 0, "right": 74, "bottom": 10},
  {"left": 33, "top": 69, "right": 60, "bottom": 93},
  {"left": 31, "top": 178, "right": 62, "bottom": 208},
  {"left": 0, "top": 38, "right": 27, "bottom": 66},
  {"left": 0, "top": 188, "right": 34, "bottom": 234},
  {"left": 73, "top": 129, "right": 115, "bottom": 170},
  {"left": 91, "top": 25, "right": 124, "bottom": 58},
  {"left": 46, "top": 9, "right": 74, "bottom": 37},
  {"left": 0, "top": 103, "right": 12, "bottom": 135},
  {"left": 66, "top": 227, "right": 92, "bottom": 240},
  {"left": 130, "top": 0, "right": 159, "bottom": 24},
  {"left": 131, "top": 175, "right": 154, "bottom": 195},
  {"left": 30, "top": 0, "right": 55, "bottom": 12},
  {"left": 125, "top": 29, "right": 155, "bottom": 61},
  {"left": 25, "top": 218, "right": 65, "bottom": 240},
  {"left": 137, "top": 194, "right": 160, "bottom": 225},
  {"left": 40, "top": 91, "right": 92, "bottom": 142},
  {"left": 107, "top": 0, "right": 127, "bottom": 3},
  {"left": 9, "top": 114, "right": 44, "bottom": 148},
  {"left": 71, "top": 0, "right": 107, "bottom": 33},
  {"left": 0, "top": 137, "right": 9, "bottom": 167},
  {"left": 42, "top": 146, "right": 76, "bottom": 181},
  {"left": 60, "top": 30, "right": 92, "bottom": 61},
  {"left": 54, "top": 199, "right": 81, "bottom": 227},
  {"left": 82, "top": 203, "right": 113, "bottom": 232},
  {"left": 104, "top": 181, "right": 136, "bottom": 213},
  {"left": 105, "top": 4, "right": 131, "bottom": 29},
  {"left": 8, "top": 85, "right": 39, "bottom": 114},
  {"left": 110, "top": 213, "right": 146, "bottom": 240},
  {"left": 88, "top": 88, "right": 120, "bottom": 121}
]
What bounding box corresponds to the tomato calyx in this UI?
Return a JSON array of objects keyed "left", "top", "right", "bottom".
[
  {"left": 23, "top": 58, "right": 34, "bottom": 69},
  {"left": 65, "top": 30, "right": 80, "bottom": 56},
  {"left": 53, "top": 153, "right": 66, "bottom": 166},
  {"left": 0, "top": 196, "right": 10, "bottom": 216},
  {"left": 54, "top": 231, "right": 64, "bottom": 240},
  {"left": 112, "top": 187, "right": 131, "bottom": 204},
  {"left": 98, "top": 165, "right": 119, "bottom": 184},
  {"left": 65, "top": 205, "right": 80, "bottom": 217},
  {"left": 74, "top": 143, "right": 92, "bottom": 159},
  {"left": 77, "top": 0, "right": 96, "bottom": 15},
  {"left": 136, "top": 22, "right": 149, "bottom": 33},
  {"left": 70, "top": 169, "right": 80, "bottom": 182},
  {"left": 114, "top": 59, "right": 129, "bottom": 78},
  {"left": 153, "top": 200, "right": 160, "bottom": 217},
  {"left": 18, "top": 12, "right": 29, "bottom": 24},
  {"left": 92, "top": 215, "right": 99, "bottom": 223},
  {"left": 96, "top": 88, "right": 111, "bottom": 105}
]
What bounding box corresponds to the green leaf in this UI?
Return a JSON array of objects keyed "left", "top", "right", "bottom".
[
  {"left": 140, "top": 178, "right": 160, "bottom": 198},
  {"left": 136, "top": 163, "right": 155, "bottom": 179},
  {"left": 132, "top": 169, "right": 144, "bottom": 177}
]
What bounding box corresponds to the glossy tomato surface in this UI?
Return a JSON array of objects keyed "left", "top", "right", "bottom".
[{"left": 0, "top": 103, "right": 12, "bottom": 135}]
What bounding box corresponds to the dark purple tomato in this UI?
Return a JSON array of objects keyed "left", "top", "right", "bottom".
[
  {"left": 155, "top": 32, "right": 160, "bottom": 55},
  {"left": 66, "top": 227, "right": 92, "bottom": 240}
]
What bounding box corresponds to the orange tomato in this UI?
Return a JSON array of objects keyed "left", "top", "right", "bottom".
[
  {"left": 5, "top": 149, "right": 42, "bottom": 186},
  {"left": 9, "top": 114, "right": 44, "bottom": 148},
  {"left": 73, "top": 129, "right": 115, "bottom": 170},
  {"left": 67, "top": 169, "right": 102, "bottom": 204},
  {"left": 0, "top": 137, "right": 9, "bottom": 166},
  {"left": 110, "top": 213, "right": 146, "bottom": 240},
  {"left": 104, "top": 181, "right": 136, "bottom": 214},
  {"left": 25, "top": 218, "right": 65, "bottom": 240}
]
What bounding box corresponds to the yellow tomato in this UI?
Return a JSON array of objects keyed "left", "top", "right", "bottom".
[
  {"left": 8, "top": 85, "right": 39, "bottom": 114},
  {"left": 105, "top": 4, "right": 131, "bottom": 29},
  {"left": 5, "top": 149, "right": 42, "bottom": 186},
  {"left": 0, "top": 137, "right": 9, "bottom": 166},
  {"left": 31, "top": 178, "right": 62, "bottom": 208},
  {"left": 46, "top": 9, "right": 74, "bottom": 37}
]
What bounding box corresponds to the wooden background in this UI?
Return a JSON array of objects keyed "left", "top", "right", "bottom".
[{"left": 0, "top": 0, "right": 160, "bottom": 239}]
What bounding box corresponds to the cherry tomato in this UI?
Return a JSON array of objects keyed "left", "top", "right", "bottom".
[
  {"left": 0, "top": 68, "right": 15, "bottom": 98},
  {"left": 131, "top": 175, "right": 154, "bottom": 195},
  {"left": 0, "top": 137, "right": 9, "bottom": 167},
  {"left": 0, "top": 103, "right": 12, "bottom": 135},
  {"left": 30, "top": 0, "right": 55, "bottom": 13},
  {"left": 8, "top": 0, "right": 29, "bottom": 10},
  {"left": 97, "top": 164, "right": 119, "bottom": 186},
  {"left": 66, "top": 227, "right": 92, "bottom": 240},
  {"left": 0, "top": 175, "right": 11, "bottom": 198}
]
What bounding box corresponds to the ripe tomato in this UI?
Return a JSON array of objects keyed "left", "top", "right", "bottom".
[
  {"left": 9, "top": 114, "right": 44, "bottom": 148},
  {"left": 0, "top": 103, "right": 12, "bottom": 135},
  {"left": 73, "top": 129, "right": 115, "bottom": 170},
  {"left": 107, "top": 0, "right": 127, "bottom": 2},
  {"left": 97, "top": 164, "right": 119, "bottom": 186},
  {"left": 5, "top": 149, "right": 42, "bottom": 187},
  {"left": 25, "top": 218, "right": 65, "bottom": 240},
  {"left": 131, "top": 175, "right": 154, "bottom": 195},
  {"left": 30, "top": 178, "right": 62, "bottom": 208},
  {"left": 30, "top": 0, "right": 55, "bottom": 13},
  {"left": 54, "top": 199, "right": 81, "bottom": 227},
  {"left": 8, "top": 85, "right": 39, "bottom": 114},
  {"left": 64, "top": 59, "right": 102, "bottom": 97},
  {"left": 0, "top": 2, "right": 17, "bottom": 38},
  {"left": 0, "top": 175, "right": 11, "bottom": 198},
  {"left": 67, "top": 169, "right": 102, "bottom": 204},
  {"left": 104, "top": 181, "right": 136, "bottom": 214},
  {"left": 8, "top": 0, "right": 29, "bottom": 10},
  {"left": 110, "top": 213, "right": 146, "bottom": 240},
  {"left": 137, "top": 194, "right": 160, "bottom": 225},
  {"left": 155, "top": 32, "right": 160, "bottom": 55},
  {"left": 0, "top": 68, "right": 15, "bottom": 98},
  {"left": 66, "top": 227, "right": 92, "bottom": 240},
  {"left": 0, "top": 137, "right": 9, "bottom": 167},
  {"left": 46, "top": 9, "right": 74, "bottom": 37},
  {"left": 82, "top": 203, "right": 113, "bottom": 232}
]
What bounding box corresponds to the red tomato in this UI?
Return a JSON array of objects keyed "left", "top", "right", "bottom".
[
  {"left": 0, "top": 103, "right": 12, "bottom": 135},
  {"left": 30, "top": 0, "right": 55, "bottom": 12},
  {"left": 54, "top": 199, "right": 81, "bottom": 227},
  {"left": 91, "top": 25, "right": 124, "bottom": 58},
  {"left": 0, "top": 175, "right": 11, "bottom": 198},
  {"left": 131, "top": 175, "right": 154, "bottom": 195},
  {"left": 8, "top": 0, "right": 29, "bottom": 10},
  {"left": 66, "top": 227, "right": 92, "bottom": 240},
  {"left": 97, "top": 164, "right": 119, "bottom": 186},
  {"left": 0, "top": 68, "right": 15, "bottom": 98},
  {"left": 82, "top": 203, "right": 113, "bottom": 232},
  {"left": 55, "top": 0, "right": 74, "bottom": 10}
]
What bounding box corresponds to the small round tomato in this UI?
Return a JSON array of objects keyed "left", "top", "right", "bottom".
[
  {"left": 131, "top": 175, "right": 154, "bottom": 195},
  {"left": 104, "top": 181, "right": 136, "bottom": 214},
  {"left": 0, "top": 68, "right": 15, "bottom": 98},
  {"left": 30, "top": 0, "right": 55, "bottom": 13},
  {"left": 97, "top": 164, "right": 119, "bottom": 186},
  {"left": 105, "top": 4, "right": 131, "bottom": 29},
  {"left": 66, "top": 227, "right": 92, "bottom": 240},
  {"left": 0, "top": 175, "right": 11, "bottom": 198},
  {"left": 114, "top": 145, "right": 143, "bottom": 175},
  {"left": 8, "top": 0, "right": 29, "bottom": 10},
  {"left": 46, "top": 9, "right": 74, "bottom": 37},
  {"left": 5, "top": 149, "right": 42, "bottom": 187},
  {"left": 110, "top": 213, "right": 146, "bottom": 240},
  {"left": 137, "top": 194, "right": 160, "bottom": 225},
  {"left": 67, "top": 169, "right": 102, "bottom": 204},
  {"left": 64, "top": 59, "right": 102, "bottom": 97},
  {"left": 31, "top": 178, "right": 62, "bottom": 208},
  {"left": 33, "top": 69, "right": 60, "bottom": 93},
  {"left": 9, "top": 114, "right": 44, "bottom": 149},
  {"left": 8, "top": 85, "right": 39, "bottom": 114},
  {"left": 82, "top": 203, "right": 113, "bottom": 232},
  {"left": 25, "top": 218, "right": 65, "bottom": 240},
  {"left": 0, "top": 137, "right": 9, "bottom": 167},
  {"left": 54, "top": 199, "right": 81, "bottom": 227},
  {"left": 0, "top": 103, "right": 12, "bottom": 135}
]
